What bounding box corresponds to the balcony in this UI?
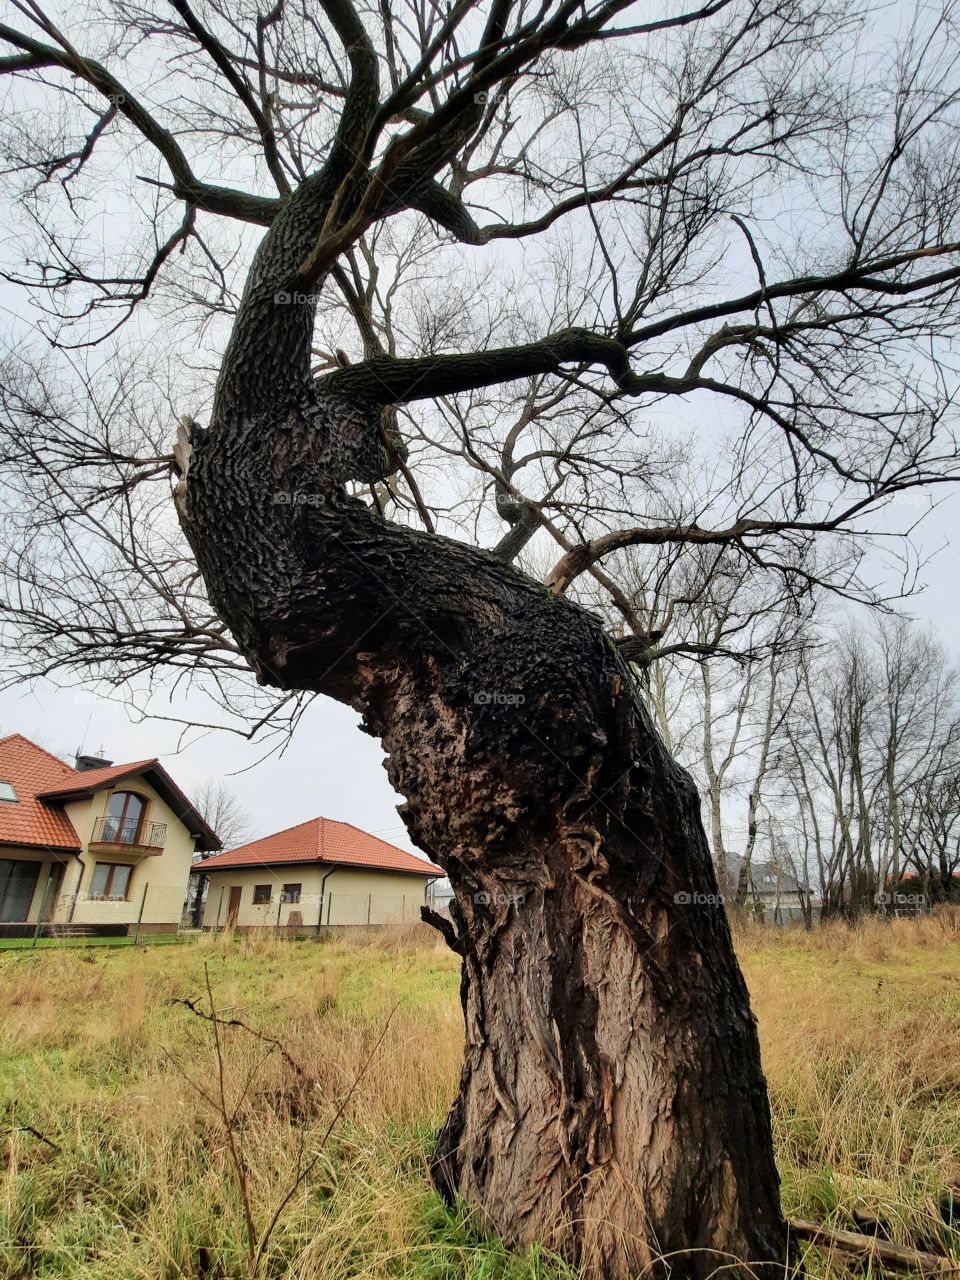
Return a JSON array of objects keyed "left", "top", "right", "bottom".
[{"left": 90, "top": 816, "right": 167, "bottom": 853}]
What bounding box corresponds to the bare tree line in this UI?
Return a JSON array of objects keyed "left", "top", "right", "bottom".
[
  {"left": 639, "top": 597, "right": 960, "bottom": 921},
  {"left": 780, "top": 616, "right": 960, "bottom": 918}
]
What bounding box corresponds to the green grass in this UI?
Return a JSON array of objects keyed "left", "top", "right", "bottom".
[
  {"left": 0, "top": 933, "right": 190, "bottom": 951},
  {"left": 1, "top": 918, "right": 959, "bottom": 1278}
]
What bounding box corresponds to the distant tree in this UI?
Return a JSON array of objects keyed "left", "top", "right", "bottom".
[
  {"left": 603, "top": 542, "right": 813, "bottom": 896},
  {"left": 776, "top": 619, "right": 960, "bottom": 917},
  {"left": 193, "top": 780, "right": 254, "bottom": 853},
  {"left": 187, "top": 780, "right": 253, "bottom": 926},
  {"left": 899, "top": 760, "right": 960, "bottom": 903}
]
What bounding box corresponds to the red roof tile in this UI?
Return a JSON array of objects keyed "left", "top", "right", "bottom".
[
  {"left": 38, "top": 759, "right": 156, "bottom": 797},
  {"left": 0, "top": 734, "right": 82, "bottom": 851},
  {"left": 195, "top": 816, "right": 442, "bottom": 877},
  {"left": 0, "top": 734, "right": 221, "bottom": 854},
  {"left": 39, "top": 759, "right": 221, "bottom": 852}
]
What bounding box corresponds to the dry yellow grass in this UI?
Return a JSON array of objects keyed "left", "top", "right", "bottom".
[
  {"left": 0, "top": 916, "right": 958, "bottom": 1278},
  {"left": 735, "top": 911, "right": 960, "bottom": 1273}
]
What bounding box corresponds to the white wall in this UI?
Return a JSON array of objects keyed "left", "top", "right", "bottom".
[
  {"left": 57, "top": 782, "right": 197, "bottom": 927},
  {"left": 200, "top": 864, "right": 434, "bottom": 929}
]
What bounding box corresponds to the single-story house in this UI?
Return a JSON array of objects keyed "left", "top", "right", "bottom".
[
  {"left": 193, "top": 816, "right": 443, "bottom": 931},
  {"left": 0, "top": 734, "right": 220, "bottom": 936}
]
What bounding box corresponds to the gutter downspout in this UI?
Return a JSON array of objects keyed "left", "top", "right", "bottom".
[
  {"left": 65, "top": 852, "right": 83, "bottom": 925},
  {"left": 318, "top": 866, "right": 337, "bottom": 932},
  {"left": 68, "top": 792, "right": 110, "bottom": 925},
  {"left": 191, "top": 849, "right": 217, "bottom": 928},
  {"left": 31, "top": 849, "right": 77, "bottom": 930}
]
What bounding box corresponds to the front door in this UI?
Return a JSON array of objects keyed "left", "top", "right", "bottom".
[
  {"left": 0, "top": 860, "right": 42, "bottom": 922},
  {"left": 227, "top": 885, "right": 242, "bottom": 929}
]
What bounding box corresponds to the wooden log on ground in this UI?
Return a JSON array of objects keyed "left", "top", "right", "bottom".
[{"left": 789, "top": 1217, "right": 960, "bottom": 1276}]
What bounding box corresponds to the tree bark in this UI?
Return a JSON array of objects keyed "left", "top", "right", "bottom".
[{"left": 176, "top": 177, "right": 789, "bottom": 1280}]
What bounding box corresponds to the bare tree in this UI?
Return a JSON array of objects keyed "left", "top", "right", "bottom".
[
  {"left": 192, "top": 780, "right": 254, "bottom": 851},
  {"left": 692, "top": 579, "right": 807, "bottom": 897},
  {"left": 776, "top": 618, "right": 960, "bottom": 917},
  {"left": 3, "top": 0, "right": 960, "bottom": 1273},
  {"left": 188, "top": 779, "right": 254, "bottom": 924},
  {"left": 603, "top": 542, "right": 814, "bottom": 896},
  {"left": 900, "top": 750, "right": 960, "bottom": 902},
  {"left": 873, "top": 618, "right": 960, "bottom": 899}
]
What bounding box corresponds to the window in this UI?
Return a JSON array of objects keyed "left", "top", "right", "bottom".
[
  {"left": 89, "top": 863, "right": 132, "bottom": 900},
  {"left": 0, "top": 859, "right": 40, "bottom": 921},
  {"left": 0, "top": 782, "right": 17, "bottom": 803},
  {"left": 253, "top": 884, "right": 272, "bottom": 905},
  {"left": 281, "top": 883, "right": 301, "bottom": 904},
  {"left": 101, "top": 792, "right": 146, "bottom": 843}
]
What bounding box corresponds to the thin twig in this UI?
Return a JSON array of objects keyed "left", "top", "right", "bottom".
[
  {"left": 171, "top": 995, "right": 308, "bottom": 1079},
  {"left": 252, "top": 1003, "right": 400, "bottom": 1273}
]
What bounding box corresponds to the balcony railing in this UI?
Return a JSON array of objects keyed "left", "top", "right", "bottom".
[{"left": 91, "top": 817, "right": 167, "bottom": 849}]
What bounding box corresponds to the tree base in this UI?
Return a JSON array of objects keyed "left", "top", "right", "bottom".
[{"left": 419, "top": 701, "right": 789, "bottom": 1280}]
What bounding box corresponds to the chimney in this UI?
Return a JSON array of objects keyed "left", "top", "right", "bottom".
[{"left": 75, "top": 753, "right": 113, "bottom": 772}]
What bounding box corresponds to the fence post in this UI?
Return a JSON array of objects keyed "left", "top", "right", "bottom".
[
  {"left": 31, "top": 873, "right": 56, "bottom": 950},
  {"left": 133, "top": 882, "right": 149, "bottom": 945},
  {"left": 214, "top": 886, "right": 224, "bottom": 936},
  {"left": 402, "top": 894, "right": 406, "bottom": 922},
  {"left": 326, "top": 893, "right": 332, "bottom": 926},
  {"left": 276, "top": 892, "right": 283, "bottom": 936},
  {"left": 367, "top": 893, "right": 372, "bottom": 926}
]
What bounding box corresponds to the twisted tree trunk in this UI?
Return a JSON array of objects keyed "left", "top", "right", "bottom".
[{"left": 176, "top": 179, "right": 788, "bottom": 1279}]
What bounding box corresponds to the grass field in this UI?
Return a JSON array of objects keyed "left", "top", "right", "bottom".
[
  {"left": 1, "top": 914, "right": 959, "bottom": 1279},
  {"left": 0, "top": 934, "right": 187, "bottom": 952}
]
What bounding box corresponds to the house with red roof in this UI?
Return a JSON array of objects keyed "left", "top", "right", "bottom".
[
  {"left": 192, "top": 816, "right": 442, "bottom": 931},
  {"left": 0, "top": 734, "right": 220, "bottom": 935}
]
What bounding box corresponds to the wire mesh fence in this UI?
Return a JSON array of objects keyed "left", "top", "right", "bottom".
[
  {"left": 202, "top": 887, "right": 441, "bottom": 934},
  {"left": 0, "top": 881, "right": 191, "bottom": 950},
  {"left": 0, "top": 878, "right": 454, "bottom": 949}
]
